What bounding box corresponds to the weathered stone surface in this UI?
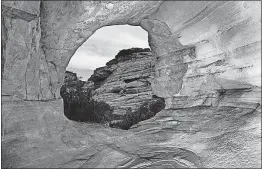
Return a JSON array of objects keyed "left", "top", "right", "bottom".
[
  {"left": 1, "top": 11, "right": 41, "bottom": 101},
  {"left": 1, "top": 98, "right": 260, "bottom": 168},
  {"left": 1, "top": 1, "right": 261, "bottom": 168},
  {"left": 91, "top": 48, "right": 157, "bottom": 116},
  {"left": 130, "top": 101, "right": 261, "bottom": 168},
  {"left": 88, "top": 66, "right": 116, "bottom": 86},
  {"left": 148, "top": 1, "right": 261, "bottom": 101}
]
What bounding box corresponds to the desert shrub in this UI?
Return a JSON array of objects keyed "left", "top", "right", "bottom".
[{"left": 60, "top": 78, "right": 116, "bottom": 123}]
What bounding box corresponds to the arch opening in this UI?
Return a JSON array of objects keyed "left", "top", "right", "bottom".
[
  {"left": 60, "top": 25, "right": 166, "bottom": 129},
  {"left": 66, "top": 25, "right": 150, "bottom": 81}
]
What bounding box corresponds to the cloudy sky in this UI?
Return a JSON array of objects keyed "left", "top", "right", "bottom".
[{"left": 67, "top": 25, "right": 149, "bottom": 80}]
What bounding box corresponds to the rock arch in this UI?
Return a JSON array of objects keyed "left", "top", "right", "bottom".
[
  {"left": 2, "top": 1, "right": 261, "bottom": 104},
  {"left": 1, "top": 1, "right": 261, "bottom": 168},
  {"left": 2, "top": 1, "right": 162, "bottom": 100}
]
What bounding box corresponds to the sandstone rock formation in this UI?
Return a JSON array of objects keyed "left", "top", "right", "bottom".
[
  {"left": 2, "top": 1, "right": 260, "bottom": 104},
  {"left": 60, "top": 48, "right": 165, "bottom": 129},
  {"left": 1, "top": 1, "right": 261, "bottom": 168},
  {"left": 90, "top": 48, "right": 156, "bottom": 115},
  {"left": 1, "top": 1, "right": 162, "bottom": 101}
]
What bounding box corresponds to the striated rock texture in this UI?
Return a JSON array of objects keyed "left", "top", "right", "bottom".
[
  {"left": 60, "top": 49, "right": 165, "bottom": 129},
  {"left": 90, "top": 48, "right": 156, "bottom": 115},
  {"left": 144, "top": 1, "right": 261, "bottom": 103},
  {"left": 1, "top": 1, "right": 261, "bottom": 168}
]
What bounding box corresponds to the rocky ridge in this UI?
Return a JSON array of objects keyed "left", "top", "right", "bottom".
[{"left": 60, "top": 48, "right": 165, "bottom": 129}]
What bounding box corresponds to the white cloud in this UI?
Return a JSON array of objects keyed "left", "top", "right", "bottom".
[
  {"left": 67, "top": 49, "right": 112, "bottom": 70},
  {"left": 67, "top": 25, "right": 149, "bottom": 71}
]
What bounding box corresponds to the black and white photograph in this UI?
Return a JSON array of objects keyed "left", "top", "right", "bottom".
[{"left": 1, "top": 1, "right": 261, "bottom": 168}]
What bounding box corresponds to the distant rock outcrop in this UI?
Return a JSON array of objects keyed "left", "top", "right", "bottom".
[
  {"left": 91, "top": 48, "right": 157, "bottom": 114},
  {"left": 60, "top": 48, "right": 165, "bottom": 129}
]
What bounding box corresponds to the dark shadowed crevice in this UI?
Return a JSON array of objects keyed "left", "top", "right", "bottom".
[
  {"left": 60, "top": 74, "right": 118, "bottom": 123},
  {"left": 109, "top": 96, "right": 165, "bottom": 130},
  {"left": 123, "top": 77, "right": 141, "bottom": 83},
  {"left": 1, "top": 15, "right": 7, "bottom": 78}
]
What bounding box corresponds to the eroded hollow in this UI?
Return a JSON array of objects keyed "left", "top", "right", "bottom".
[{"left": 60, "top": 25, "right": 165, "bottom": 130}]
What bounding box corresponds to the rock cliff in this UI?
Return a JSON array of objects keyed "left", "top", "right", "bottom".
[
  {"left": 90, "top": 48, "right": 156, "bottom": 115},
  {"left": 60, "top": 48, "right": 165, "bottom": 129}
]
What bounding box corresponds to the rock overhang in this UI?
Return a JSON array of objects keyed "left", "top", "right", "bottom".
[{"left": 1, "top": 1, "right": 260, "bottom": 100}]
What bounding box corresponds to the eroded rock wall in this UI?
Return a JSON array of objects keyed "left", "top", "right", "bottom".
[
  {"left": 1, "top": 1, "right": 163, "bottom": 101},
  {"left": 144, "top": 1, "right": 261, "bottom": 105},
  {"left": 1, "top": 2, "right": 42, "bottom": 100}
]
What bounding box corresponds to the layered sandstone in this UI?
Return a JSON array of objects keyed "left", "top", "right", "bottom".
[
  {"left": 60, "top": 48, "right": 165, "bottom": 129},
  {"left": 90, "top": 48, "right": 156, "bottom": 115},
  {"left": 1, "top": 1, "right": 261, "bottom": 168},
  {"left": 146, "top": 1, "right": 261, "bottom": 103},
  {"left": 1, "top": 1, "right": 162, "bottom": 101}
]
